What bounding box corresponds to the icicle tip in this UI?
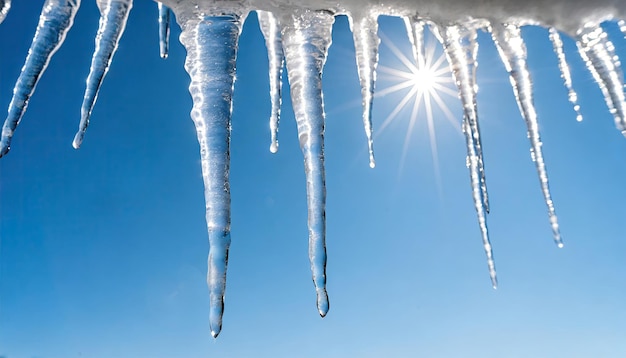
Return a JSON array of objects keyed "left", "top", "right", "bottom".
[
  {"left": 270, "top": 142, "right": 278, "bottom": 153},
  {"left": 72, "top": 131, "right": 85, "bottom": 149}
]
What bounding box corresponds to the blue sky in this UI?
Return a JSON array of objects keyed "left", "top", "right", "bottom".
[{"left": 1, "top": 1, "right": 626, "bottom": 357}]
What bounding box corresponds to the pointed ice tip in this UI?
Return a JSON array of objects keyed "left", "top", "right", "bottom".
[
  {"left": 369, "top": 160, "right": 376, "bottom": 169},
  {"left": 270, "top": 142, "right": 278, "bottom": 153},
  {"left": 210, "top": 329, "right": 221, "bottom": 339},
  {"left": 160, "top": 52, "right": 168, "bottom": 59},
  {"left": 0, "top": 143, "right": 9, "bottom": 158}
]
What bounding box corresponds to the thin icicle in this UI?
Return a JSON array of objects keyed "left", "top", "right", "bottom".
[
  {"left": 549, "top": 27, "right": 583, "bottom": 122},
  {"left": 491, "top": 23, "right": 563, "bottom": 248},
  {"left": 433, "top": 24, "right": 490, "bottom": 214},
  {"left": 0, "top": 0, "right": 81, "bottom": 157},
  {"left": 257, "top": 10, "right": 284, "bottom": 154},
  {"left": 157, "top": 2, "right": 170, "bottom": 59},
  {"left": 179, "top": 13, "right": 243, "bottom": 338},
  {"left": 463, "top": 119, "right": 497, "bottom": 288},
  {"left": 281, "top": 9, "right": 334, "bottom": 318},
  {"left": 619, "top": 20, "right": 626, "bottom": 38},
  {"left": 577, "top": 25, "right": 626, "bottom": 136},
  {"left": 0, "top": 0, "right": 10, "bottom": 24},
  {"left": 73, "top": 0, "right": 132, "bottom": 149},
  {"left": 349, "top": 12, "right": 379, "bottom": 168},
  {"left": 404, "top": 15, "right": 425, "bottom": 69}
]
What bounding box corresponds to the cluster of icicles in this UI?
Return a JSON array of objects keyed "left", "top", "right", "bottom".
[{"left": 0, "top": 0, "right": 625, "bottom": 338}]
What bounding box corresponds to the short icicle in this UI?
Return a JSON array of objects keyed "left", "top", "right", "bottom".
[
  {"left": 281, "top": 9, "right": 334, "bottom": 317},
  {"left": 434, "top": 24, "right": 496, "bottom": 286},
  {"left": 577, "top": 25, "right": 626, "bottom": 136},
  {"left": 257, "top": 10, "right": 284, "bottom": 153},
  {"left": 0, "top": 0, "right": 10, "bottom": 24},
  {"left": 73, "top": 0, "right": 133, "bottom": 149},
  {"left": 404, "top": 15, "right": 426, "bottom": 69},
  {"left": 157, "top": 2, "right": 171, "bottom": 59},
  {"left": 349, "top": 11, "right": 379, "bottom": 168},
  {"left": 179, "top": 13, "right": 243, "bottom": 338},
  {"left": 549, "top": 27, "right": 583, "bottom": 122},
  {"left": 433, "top": 24, "right": 490, "bottom": 214},
  {"left": 619, "top": 20, "right": 626, "bottom": 38},
  {"left": 0, "top": 0, "right": 81, "bottom": 157},
  {"left": 491, "top": 23, "right": 563, "bottom": 248}
]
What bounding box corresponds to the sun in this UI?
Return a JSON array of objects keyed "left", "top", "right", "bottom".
[{"left": 374, "top": 27, "right": 458, "bottom": 176}]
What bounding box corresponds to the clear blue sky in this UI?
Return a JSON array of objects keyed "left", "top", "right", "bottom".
[{"left": 1, "top": 1, "right": 626, "bottom": 357}]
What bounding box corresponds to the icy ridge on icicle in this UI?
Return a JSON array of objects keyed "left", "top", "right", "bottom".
[
  {"left": 349, "top": 11, "right": 379, "bottom": 168},
  {"left": 0, "top": 0, "right": 81, "bottom": 157},
  {"left": 549, "top": 27, "right": 583, "bottom": 122},
  {"left": 0, "top": 0, "right": 10, "bottom": 24},
  {"left": 577, "top": 25, "right": 626, "bottom": 136},
  {"left": 280, "top": 8, "right": 334, "bottom": 317},
  {"left": 491, "top": 23, "right": 563, "bottom": 248},
  {"left": 73, "top": 0, "right": 133, "bottom": 149},
  {"left": 158, "top": 2, "right": 171, "bottom": 58},
  {"left": 433, "top": 24, "right": 496, "bottom": 287},
  {"left": 404, "top": 15, "right": 425, "bottom": 69},
  {"left": 257, "top": 10, "right": 284, "bottom": 153},
  {"left": 179, "top": 12, "right": 244, "bottom": 338}
]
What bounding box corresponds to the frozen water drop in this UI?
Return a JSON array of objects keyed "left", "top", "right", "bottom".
[
  {"left": 349, "top": 12, "right": 379, "bottom": 168},
  {"left": 549, "top": 27, "right": 583, "bottom": 122},
  {"left": 179, "top": 12, "right": 244, "bottom": 338},
  {"left": 158, "top": 2, "right": 171, "bottom": 59},
  {"left": 257, "top": 10, "right": 284, "bottom": 153},
  {"left": 0, "top": 0, "right": 81, "bottom": 157},
  {"left": 73, "top": 0, "right": 133, "bottom": 149},
  {"left": 577, "top": 24, "right": 626, "bottom": 135},
  {"left": 281, "top": 9, "right": 334, "bottom": 317},
  {"left": 491, "top": 23, "right": 562, "bottom": 248}
]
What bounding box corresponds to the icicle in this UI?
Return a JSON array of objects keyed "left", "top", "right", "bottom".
[
  {"left": 491, "top": 23, "right": 563, "bottom": 248},
  {"left": 433, "top": 24, "right": 490, "bottom": 215},
  {"left": 549, "top": 28, "right": 583, "bottom": 122},
  {"left": 404, "top": 15, "right": 425, "bottom": 69},
  {"left": 619, "top": 20, "right": 626, "bottom": 38},
  {"left": 433, "top": 25, "right": 496, "bottom": 285},
  {"left": 349, "top": 12, "right": 379, "bottom": 168},
  {"left": 0, "top": 0, "right": 81, "bottom": 157},
  {"left": 157, "top": 2, "right": 170, "bottom": 59},
  {"left": 179, "top": 13, "right": 243, "bottom": 338},
  {"left": 577, "top": 25, "right": 626, "bottom": 136},
  {"left": 73, "top": 0, "right": 132, "bottom": 149},
  {"left": 0, "top": 0, "right": 10, "bottom": 24},
  {"left": 281, "top": 9, "right": 334, "bottom": 318},
  {"left": 257, "top": 10, "right": 284, "bottom": 154}
]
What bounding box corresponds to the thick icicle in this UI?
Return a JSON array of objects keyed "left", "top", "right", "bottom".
[
  {"left": 434, "top": 25, "right": 496, "bottom": 286},
  {"left": 577, "top": 25, "right": 626, "bottom": 136},
  {"left": 349, "top": 12, "right": 379, "bottom": 168},
  {"left": 157, "top": 2, "right": 170, "bottom": 59},
  {"left": 549, "top": 27, "right": 583, "bottom": 122},
  {"left": 73, "top": 0, "right": 132, "bottom": 149},
  {"left": 491, "top": 23, "right": 563, "bottom": 248},
  {"left": 433, "top": 24, "right": 490, "bottom": 215},
  {"left": 0, "top": 0, "right": 10, "bottom": 24},
  {"left": 179, "top": 13, "right": 242, "bottom": 338},
  {"left": 0, "top": 0, "right": 81, "bottom": 157},
  {"left": 404, "top": 15, "right": 426, "bottom": 69},
  {"left": 257, "top": 10, "right": 284, "bottom": 153},
  {"left": 281, "top": 9, "right": 334, "bottom": 317}
]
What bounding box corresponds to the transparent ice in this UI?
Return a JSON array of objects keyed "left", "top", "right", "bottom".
[{"left": 0, "top": 0, "right": 625, "bottom": 337}]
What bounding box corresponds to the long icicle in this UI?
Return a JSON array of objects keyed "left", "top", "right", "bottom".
[
  {"left": 434, "top": 25, "right": 496, "bottom": 287},
  {"left": 0, "top": 0, "right": 81, "bottom": 157},
  {"left": 73, "top": 0, "right": 132, "bottom": 149},
  {"left": 257, "top": 10, "right": 284, "bottom": 153},
  {"left": 0, "top": 0, "right": 10, "bottom": 24},
  {"left": 404, "top": 15, "right": 425, "bottom": 69},
  {"left": 491, "top": 23, "right": 563, "bottom": 248},
  {"left": 577, "top": 25, "right": 626, "bottom": 136},
  {"left": 281, "top": 9, "right": 334, "bottom": 318},
  {"left": 349, "top": 12, "right": 379, "bottom": 168},
  {"left": 157, "top": 2, "right": 170, "bottom": 59},
  {"left": 549, "top": 27, "right": 583, "bottom": 122},
  {"left": 179, "top": 13, "right": 243, "bottom": 338}
]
